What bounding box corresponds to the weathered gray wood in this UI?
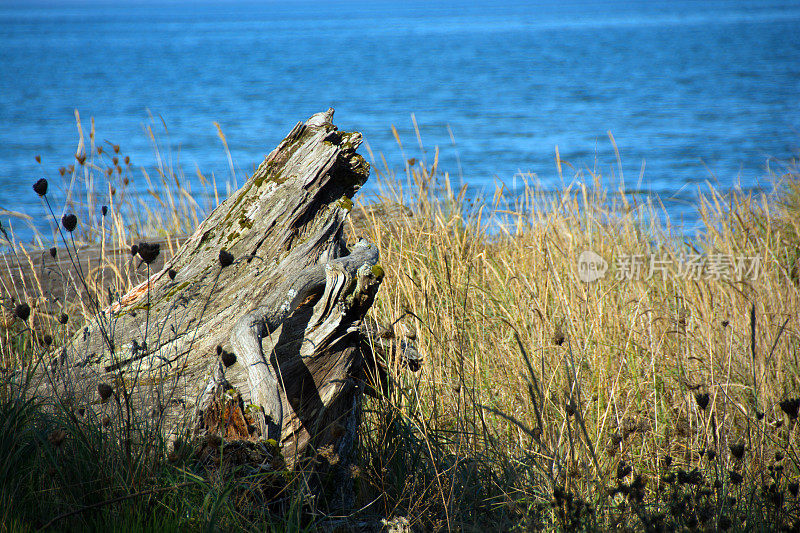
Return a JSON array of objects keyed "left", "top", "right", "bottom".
[
  {"left": 225, "top": 240, "right": 380, "bottom": 444},
  {"left": 0, "top": 201, "right": 400, "bottom": 321},
  {"left": 28, "top": 109, "right": 392, "bottom": 467},
  {"left": 0, "top": 235, "right": 181, "bottom": 306}
]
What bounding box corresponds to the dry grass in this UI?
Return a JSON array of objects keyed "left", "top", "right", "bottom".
[
  {"left": 354, "top": 135, "right": 800, "bottom": 529},
  {"left": 1, "top": 116, "right": 799, "bottom": 530}
]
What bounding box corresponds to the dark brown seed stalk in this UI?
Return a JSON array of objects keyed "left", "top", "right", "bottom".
[
  {"left": 219, "top": 249, "right": 234, "bottom": 268},
  {"left": 32, "top": 178, "right": 48, "bottom": 196},
  {"left": 137, "top": 242, "right": 160, "bottom": 265},
  {"left": 15, "top": 303, "right": 30, "bottom": 321},
  {"left": 61, "top": 214, "right": 77, "bottom": 232}
]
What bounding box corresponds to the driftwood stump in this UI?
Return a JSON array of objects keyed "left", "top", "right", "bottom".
[{"left": 30, "top": 109, "right": 407, "bottom": 480}]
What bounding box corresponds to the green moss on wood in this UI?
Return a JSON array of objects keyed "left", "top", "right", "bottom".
[
  {"left": 163, "top": 281, "right": 191, "bottom": 301},
  {"left": 253, "top": 168, "right": 270, "bottom": 188},
  {"left": 238, "top": 215, "right": 253, "bottom": 230},
  {"left": 126, "top": 302, "right": 151, "bottom": 314},
  {"left": 336, "top": 196, "right": 353, "bottom": 212}
]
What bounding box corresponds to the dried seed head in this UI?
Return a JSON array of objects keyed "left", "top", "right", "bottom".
[
  {"left": 694, "top": 392, "right": 710, "bottom": 411},
  {"left": 49, "top": 247, "right": 57, "bottom": 258},
  {"left": 137, "top": 242, "right": 160, "bottom": 264},
  {"left": 43, "top": 334, "right": 52, "bottom": 346},
  {"left": 101, "top": 205, "right": 108, "bottom": 217},
  {"left": 124, "top": 156, "right": 130, "bottom": 165},
  {"left": 97, "top": 382, "right": 113, "bottom": 401},
  {"left": 113, "top": 144, "right": 120, "bottom": 153},
  {"left": 97, "top": 146, "right": 104, "bottom": 155},
  {"left": 14, "top": 303, "right": 30, "bottom": 321},
  {"left": 780, "top": 398, "right": 800, "bottom": 420},
  {"left": 35, "top": 155, "right": 41, "bottom": 163},
  {"left": 32, "top": 178, "right": 48, "bottom": 196},
  {"left": 168, "top": 269, "right": 177, "bottom": 280},
  {"left": 552, "top": 326, "right": 565, "bottom": 346},
  {"left": 61, "top": 213, "right": 78, "bottom": 232},
  {"left": 677, "top": 468, "right": 703, "bottom": 485},
  {"left": 622, "top": 416, "right": 638, "bottom": 438},
  {"left": 219, "top": 249, "right": 234, "bottom": 268},
  {"left": 730, "top": 443, "right": 745, "bottom": 460},
  {"left": 58, "top": 313, "right": 69, "bottom": 325},
  {"left": 59, "top": 167, "right": 66, "bottom": 176},
  {"left": 721, "top": 319, "right": 730, "bottom": 327},
  {"left": 75, "top": 152, "right": 86, "bottom": 165},
  {"left": 221, "top": 350, "right": 236, "bottom": 368}
]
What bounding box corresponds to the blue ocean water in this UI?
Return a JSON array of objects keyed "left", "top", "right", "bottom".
[{"left": 1, "top": 0, "right": 799, "bottom": 240}]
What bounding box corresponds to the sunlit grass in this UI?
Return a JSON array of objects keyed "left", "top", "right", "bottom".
[
  {"left": 1, "top": 114, "right": 799, "bottom": 530},
  {"left": 355, "top": 125, "right": 800, "bottom": 529}
]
